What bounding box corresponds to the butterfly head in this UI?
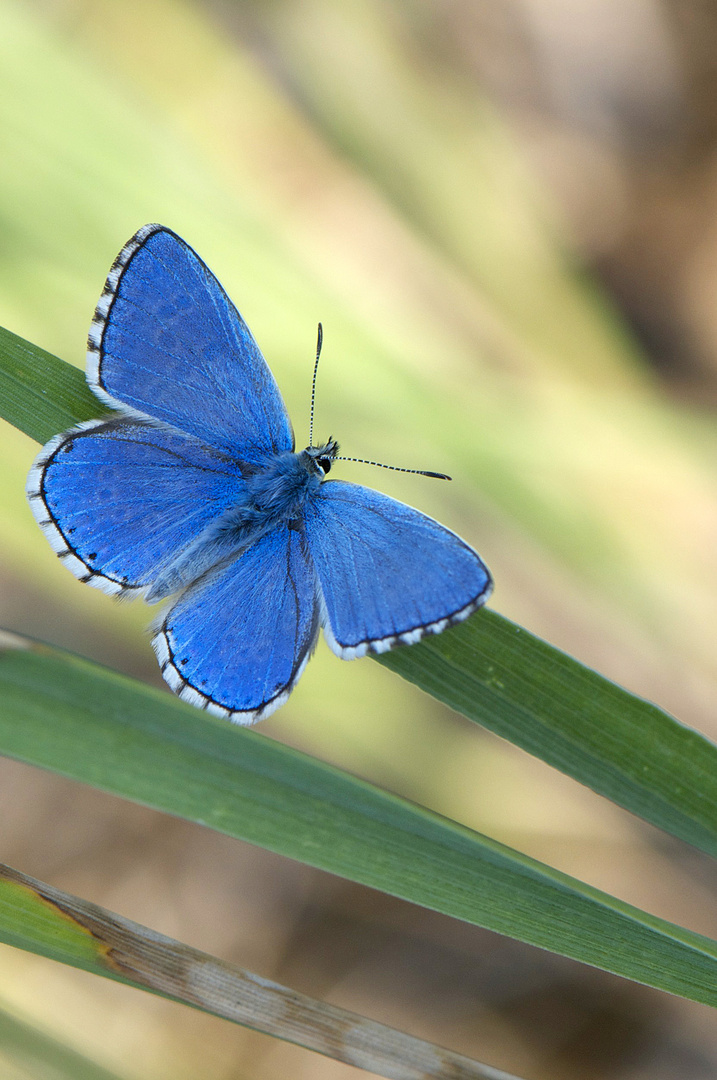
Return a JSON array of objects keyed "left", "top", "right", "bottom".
[{"left": 303, "top": 438, "right": 339, "bottom": 478}]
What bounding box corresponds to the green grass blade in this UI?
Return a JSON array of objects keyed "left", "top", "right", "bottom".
[
  {"left": 378, "top": 610, "right": 717, "bottom": 857},
  {"left": 0, "top": 325, "right": 108, "bottom": 442},
  {"left": 2, "top": 330, "right": 716, "bottom": 859},
  {"left": 0, "top": 998, "right": 129, "bottom": 1080},
  {"left": 0, "top": 862, "right": 525, "bottom": 1080},
  {"left": 1, "top": 633, "right": 717, "bottom": 1006}
]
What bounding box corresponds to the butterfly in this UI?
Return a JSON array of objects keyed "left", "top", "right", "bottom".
[{"left": 26, "top": 225, "right": 492, "bottom": 723}]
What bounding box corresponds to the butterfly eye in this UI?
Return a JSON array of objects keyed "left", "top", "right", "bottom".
[{"left": 318, "top": 457, "right": 332, "bottom": 475}]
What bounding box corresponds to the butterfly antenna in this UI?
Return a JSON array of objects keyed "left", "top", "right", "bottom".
[
  {"left": 309, "top": 323, "right": 449, "bottom": 479},
  {"left": 335, "top": 455, "right": 452, "bottom": 481},
  {"left": 308, "top": 322, "right": 323, "bottom": 448}
]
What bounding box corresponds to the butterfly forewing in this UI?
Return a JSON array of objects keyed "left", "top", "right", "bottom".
[{"left": 88, "top": 225, "right": 294, "bottom": 460}]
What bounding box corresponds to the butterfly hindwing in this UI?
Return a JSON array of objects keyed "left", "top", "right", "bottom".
[
  {"left": 304, "top": 481, "right": 492, "bottom": 657},
  {"left": 88, "top": 224, "right": 294, "bottom": 459},
  {"left": 26, "top": 418, "right": 246, "bottom": 596},
  {"left": 152, "top": 526, "right": 320, "bottom": 723}
]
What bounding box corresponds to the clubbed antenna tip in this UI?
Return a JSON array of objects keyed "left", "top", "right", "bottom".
[{"left": 335, "top": 456, "right": 452, "bottom": 481}]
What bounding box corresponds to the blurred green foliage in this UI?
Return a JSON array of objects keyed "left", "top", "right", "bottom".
[
  {"left": 1, "top": 0, "right": 716, "bottom": 1075},
  {"left": 1, "top": 0, "right": 715, "bottom": 755}
]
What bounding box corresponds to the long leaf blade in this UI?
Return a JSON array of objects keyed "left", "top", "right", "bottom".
[
  {"left": 0, "top": 325, "right": 108, "bottom": 442},
  {"left": 1, "top": 633, "right": 717, "bottom": 1006},
  {"left": 378, "top": 611, "right": 717, "bottom": 857},
  {"left": 0, "top": 862, "right": 520, "bottom": 1080},
  {"left": 2, "top": 329, "right": 717, "bottom": 860}
]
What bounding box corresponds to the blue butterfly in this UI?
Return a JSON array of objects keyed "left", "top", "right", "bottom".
[{"left": 26, "top": 225, "right": 492, "bottom": 723}]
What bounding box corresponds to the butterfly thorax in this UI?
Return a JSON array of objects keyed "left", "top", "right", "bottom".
[
  {"left": 246, "top": 445, "right": 330, "bottom": 518},
  {"left": 145, "top": 441, "right": 338, "bottom": 604}
]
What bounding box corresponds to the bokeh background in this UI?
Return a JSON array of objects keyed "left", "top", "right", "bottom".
[{"left": 1, "top": 1, "right": 717, "bottom": 1077}]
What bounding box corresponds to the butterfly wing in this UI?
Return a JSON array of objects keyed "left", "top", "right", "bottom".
[
  {"left": 152, "top": 526, "right": 320, "bottom": 723},
  {"left": 87, "top": 224, "right": 294, "bottom": 460},
  {"left": 304, "top": 481, "right": 492, "bottom": 657},
  {"left": 26, "top": 418, "right": 246, "bottom": 597}
]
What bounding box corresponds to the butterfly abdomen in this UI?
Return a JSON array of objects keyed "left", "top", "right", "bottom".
[{"left": 145, "top": 450, "right": 321, "bottom": 602}]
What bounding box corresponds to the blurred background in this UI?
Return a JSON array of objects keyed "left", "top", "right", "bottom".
[{"left": 1, "top": 0, "right": 717, "bottom": 1076}]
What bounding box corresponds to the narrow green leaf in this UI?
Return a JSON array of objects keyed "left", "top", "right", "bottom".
[
  {"left": 378, "top": 610, "right": 717, "bottom": 858},
  {"left": 0, "top": 325, "right": 107, "bottom": 442},
  {"left": 0, "top": 999, "right": 128, "bottom": 1080},
  {"left": 2, "top": 331, "right": 716, "bottom": 860},
  {"left": 0, "top": 862, "right": 524, "bottom": 1080},
  {"left": 0, "top": 633, "right": 717, "bottom": 1006}
]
